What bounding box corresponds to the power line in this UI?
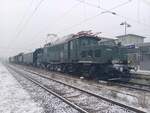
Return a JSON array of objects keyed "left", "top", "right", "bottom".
[
  {"left": 77, "top": 0, "right": 150, "bottom": 27},
  {"left": 58, "top": 0, "right": 150, "bottom": 34},
  {"left": 115, "top": 13, "right": 150, "bottom": 28},
  {"left": 15, "top": 0, "right": 45, "bottom": 39},
  {"left": 57, "top": 1, "right": 132, "bottom": 34},
  {"left": 34, "top": 2, "right": 81, "bottom": 36},
  {"left": 7, "top": 0, "right": 35, "bottom": 51},
  {"left": 75, "top": 0, "right": 132, "bottom": 11},
  {"left": 23, "top": 2, "right": 82, "bottom": 48},
  {"left": 15, "top": 0, "right": 34, "bottom": 33},
  {"left": 7, "top": 0, "right": 46, "bottom": 54}
]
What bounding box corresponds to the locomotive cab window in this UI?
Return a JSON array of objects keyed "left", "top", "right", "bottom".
[
  {"left": 89, "top": 38, "right": 98, "bottom": 45},
  {"left": 80, "top": 38, "right": 98, "bottom": 46},
  {"left": 64, "top": 44, "right": 68, "bottom": 51},
  {"left": 81, "top": 39, "right": 88, "bottom": 46},
  {"left": 94, "top": 49, "right": 101, "bottom": 57},
  {"left": 70, "top": 41, "right": 73, "bottom": 50}
]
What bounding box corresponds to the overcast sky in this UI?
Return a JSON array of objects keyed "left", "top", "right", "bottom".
[{"left": 0, "top": 0, "right": 150, "bottom": 57}]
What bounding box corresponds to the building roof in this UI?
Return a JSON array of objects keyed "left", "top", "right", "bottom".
[{"left": 116, "top": 34, "right": 146, "bottom": 39}]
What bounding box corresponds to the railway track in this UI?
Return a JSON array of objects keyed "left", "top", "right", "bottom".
[
  {"left": 15, "top": 64, "right": 146, "bottom": 100},
  {"left": 131, "top": 72, "right": 150, "bottom": 80},
  {"left": 7, "top": 64, "right": 147, "bottom": 113},
  {"left": 107, "top": 80, "right": 150, "bottom": 93},
  {"left": 18, "top": 63, "right": 150, "bottom": 93},
  {"left": 9, "top": 65, "right": 150, "bottom": 101}
]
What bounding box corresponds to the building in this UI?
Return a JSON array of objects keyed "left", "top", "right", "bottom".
[
  {"left": 137, "top": 43, "right": 150, "bottom": 70},
  {"left": 116, "top": 34, "right": 150, "bottom": 70},
  {"left": 116, "top": 34, "right": 145, "bottom": 46}
]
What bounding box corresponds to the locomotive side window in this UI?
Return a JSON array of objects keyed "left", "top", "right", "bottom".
[
  {"left": 70, "top": 41, "right": 73, "bottom": 50},
  {"left": 81, "top": 51, "right": 86, "bottom": 57},
  {"left": 89, "top": 39, "right": 98, "bottom": 45},
  {"left": 82, "top": 39, "right": 88, "bottom": 46},
  {"left": 88, "top": 50, "right": 93, "bottom": 57},
  {"left": 95, "top": 49, "right": 101, "bottom": 57},
  {"left": 64, "top": 44, "right": 68, "bottom": 50}
]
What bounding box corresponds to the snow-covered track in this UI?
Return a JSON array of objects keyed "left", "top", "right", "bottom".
[
  {"left": 7, "top": 65, "right": 88, "bottom": 113},
  {"left": 12, "top": 63, "right": 150, "bottom": 93},
  {"left": 131, "top": 72, "right": 150, "bottom": 80},
  {"left": 7, "top": 64, "right": 147, "bottom": 113},
  {"left": 107, "top": 81, "right": 150, "bottom": 93}
]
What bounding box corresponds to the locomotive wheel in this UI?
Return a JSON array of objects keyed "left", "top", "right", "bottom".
[{"left": 89, "top": 66, "right": 97, "bottom": 79}]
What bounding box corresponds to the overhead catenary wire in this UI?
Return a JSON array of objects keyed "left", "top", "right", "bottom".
[
  {"left": 9, "top": 0, "right": 150, "bottom": 54},
  {"left": 75, "top": 0, "right": 150, "bottom": 28},
  {"left": 75, "top": 0, "right": 132, "bottom": 11},
  {"left": 28, "top": 0, "right": 134, "bottom": 47},
  {"left": 57, "top": 0, "right": 150, "bottom": 34},
  {"left": 7, "top": 0, "right": 46, "bottom": 53},
  {"left": 32, "top": 2, "right": 81, "bottom": 38},
  {"left": 7, "top": 0, "right": 35, "bottom": 53},
  {"left": 8, "top": 0, "right": 34, "bottom": 43},
  {"left": 56, "top": 0, "right": 133, "bottom": 34},
  {"left": 15, "top": 0, "right": 45, "bottom": 40},
  {"left": 20, "top": 2, "right": 82, "bottom": 51},
  {"left": 15, "top": 0, "right": 34, "bottom": 34}
]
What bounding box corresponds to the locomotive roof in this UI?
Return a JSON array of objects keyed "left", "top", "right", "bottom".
[{"left": 45, "top": 33, "right": 100, "bottom": 47}]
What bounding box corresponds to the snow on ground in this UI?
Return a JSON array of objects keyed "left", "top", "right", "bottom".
[
  {"left": 22, "top": 65, "right": 150, "bottom": 112},
  {"left": 8, "top": 64, "right": 79, "bottom": 113},
  {"left": 136, "top": 70, "right": 150, "bottom": 75},
  {"left": 131, "top": 69, "right": 150, "bottom": 76},
  {"left": 0, "top": 63, "right": 44, "bottom": 113},
  {"left": 18, "top": 67, "right": 135, "bottom": 113}
]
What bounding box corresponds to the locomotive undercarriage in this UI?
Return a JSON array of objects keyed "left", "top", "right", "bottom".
[{"left": 41, "top": 62, "right": 131, "bottom": 80}]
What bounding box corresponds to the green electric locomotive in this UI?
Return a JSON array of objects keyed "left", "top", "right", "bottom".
[
  {"left": 10, "top": 31, "right": 132, "bottom": 80},
  {"left": 36, "top": 32, "right": 131, "bottom": 80}
]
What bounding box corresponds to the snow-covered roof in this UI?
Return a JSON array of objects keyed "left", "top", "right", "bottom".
[
  {"left": 116, "top": 34, "right": 146, "bottom": 39},
  {"left": 45, "top": 31, "right": 100, "bottom": 47}
]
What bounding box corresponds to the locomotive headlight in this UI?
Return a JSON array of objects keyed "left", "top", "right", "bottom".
[
  {"left": 113, "top": 64, "right": 124, "bottom": 72},
  {"left": 113, "top": 64, "right": 119, "bottom": 70}
]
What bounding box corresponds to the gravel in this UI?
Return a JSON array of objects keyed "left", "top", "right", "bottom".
[
  {"left": 7, "top": 67, "right": 79, "bottom": 113},
  {"left": 10, "top": 65, "right": 136, "bottom": 113},
  {"left": 21, "top": 64, "right": 150, "bottom": 111}
]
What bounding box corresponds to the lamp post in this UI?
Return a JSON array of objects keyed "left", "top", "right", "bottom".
[{"left": 120, "top": 21, "right": 131, "bottom": 35}]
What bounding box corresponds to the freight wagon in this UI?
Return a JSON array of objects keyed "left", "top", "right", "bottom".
[{"left": 23, "top": 52, "right": 33, "bottom": 65}]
